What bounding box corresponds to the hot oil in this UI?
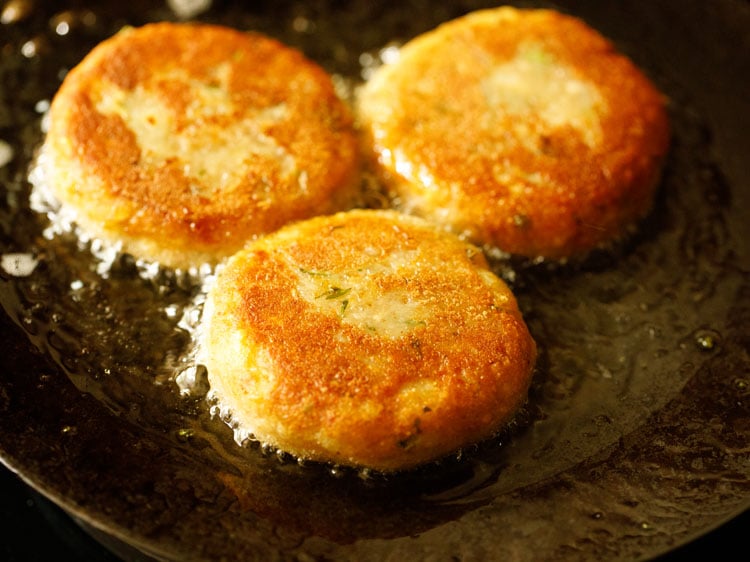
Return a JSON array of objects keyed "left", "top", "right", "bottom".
[{"left": 0, "top": 0, "right": 745, "bottom": 547}]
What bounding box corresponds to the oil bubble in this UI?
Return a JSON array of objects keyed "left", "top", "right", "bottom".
[
  {"left": 1, "top": 253, "right": 38, "bottom": 277},
  {"left": 1, "top": 0, "right": 32, "bottom": 24},
  {"left": 61, "top": 425, "right": 77, "bottom": 436},
  {"left": 694, "top": 329, "right": 721, "bottom": 351},
  {"left": 175, "top": 364, "right": 209, "bottom": 397},
  {"left": 0, "top": 140, "right": 13, "bottom": 167},
  {"left": 176, "top": 428, "right": 194, "bottom": 443}
]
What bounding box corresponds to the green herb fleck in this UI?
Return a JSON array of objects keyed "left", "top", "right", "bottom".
[
  {"left": 318, "top": 286, "right": 351, "bottom": 300},
  {"left": 524, "top": 44, "right": 552, "bottom": 65}
]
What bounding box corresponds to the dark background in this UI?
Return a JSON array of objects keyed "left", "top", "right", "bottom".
[{"left": 1, "top": 464, "right": 747, "bottom": 561}]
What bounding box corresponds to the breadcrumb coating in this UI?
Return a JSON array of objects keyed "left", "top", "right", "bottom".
[
  {"left": 357, "top": 7, "right": 670, "bottom": 259},
  {"left": 200, "top": 209, "right": 536, "bottom": 471},
  {"left": 43, "top": 22, "right": 360, "bottom": 269}
]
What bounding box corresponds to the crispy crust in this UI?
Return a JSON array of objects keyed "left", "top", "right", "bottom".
[
  {"left": 43, "top": 22, "right": 360, "bottom": 269},
  {"left": 356, "top": 7, "right": 670, "bottom": 259},
  {"left": 200, "top": 209, "right": 536, "bottom": 471}
]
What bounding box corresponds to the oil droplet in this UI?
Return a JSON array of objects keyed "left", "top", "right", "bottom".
[
  {"left": 61, "top": 425, "right": 77, "bottom": 436},
  {"left": 0, "top": 140, "right": 13, "bottom": 168},
  {"left": 1, "top": 0, "right": 33, "bottom": 24},
  {"left": 1, "top": 253, "right": 38, "bottom": 276},
  {"left": 175, "top": 428, "right": 194, "bottom": 443},
  {"left": 21, "top": 39, "right": 39, "bottom": 58},
  {"left": 275, "top": 449, "right": 291, "bottom": 463},
  {"left": 329, "top": 465, "right": 347, "bottom": 478},
  {"left": 35, "top": 99, "right": 50, "bottom": 114},
  {"left": 260, "top": 443, "right": 274, "bottom": 456},
  {"left": 380, "top": 44, "right": 401, "bottom": 65},
  {"left": 292, "top": 16, "right": 313, "bottom": 33},
  {"left": 175, "top": 364, "right": 209, "bottom": 397},
  {"left": 167, "top": 0, "right": 212, "bottom": 20},
  {"left": 694, "top": 329, "right": 720, "bottom": 351}
]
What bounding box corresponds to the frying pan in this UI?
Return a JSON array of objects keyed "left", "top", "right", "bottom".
[{"left": 1, "top": 0, "right": 748, "bottom": 560}]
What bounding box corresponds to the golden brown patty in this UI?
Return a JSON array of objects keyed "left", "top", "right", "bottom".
[
  {"left": 200, "top": 209, "right": 536, "bottom": 471},
  {"left": 42, "top": 22, "right": 360, "bottom": 269},
  {"left": 356, "top": 7, "right": 670, "bottom": 260}
]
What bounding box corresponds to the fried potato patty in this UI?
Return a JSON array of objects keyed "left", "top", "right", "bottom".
[
  {"left": 356, "top": 7, "right": 670, "bottom": 260},
  {"left": 200, "top": 209, "right": 536, "bottom": 471},
  {"left": 42, "top": 22, "right": 360, "bottom": 269}
]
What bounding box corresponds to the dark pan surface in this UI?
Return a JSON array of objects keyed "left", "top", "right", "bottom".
[{"left": 1, "top": 1, "right": 748, "bottom": 560}]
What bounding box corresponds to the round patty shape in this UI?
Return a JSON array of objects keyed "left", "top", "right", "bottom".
[
  {"left": 356, "top": 7, "right": 670, "bottom": 260},
  {"left": 200, "top": 209, "right": 537, "bottom": 472},
  {"left": 42, "top": 22, "right": 360, "bottom": 269}
]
